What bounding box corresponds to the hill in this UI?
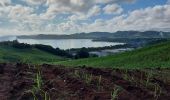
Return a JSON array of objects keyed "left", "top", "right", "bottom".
[
  {"left": 0, "top": 44, "right": 66, "bottom": 64},
  {"left": 17, "top": 31, "right": 170, "bottom": 39},
  {"left": 56, "top": 41, "right": 170, "bottom": 68}
]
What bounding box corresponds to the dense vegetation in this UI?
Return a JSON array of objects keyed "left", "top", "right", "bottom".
[{"left": 56, "top": 41, "right": 170, "bottom": 68}]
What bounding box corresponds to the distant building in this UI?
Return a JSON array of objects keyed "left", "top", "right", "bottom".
[{"left": 90, "top": 48, "right": 133, "bottom": 57}]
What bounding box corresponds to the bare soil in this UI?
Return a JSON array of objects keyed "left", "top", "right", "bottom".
[{"left": 0, "top": 63, "right": 170, "bottom": 100}]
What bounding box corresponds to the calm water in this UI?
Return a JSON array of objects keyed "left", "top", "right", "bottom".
[
  {"left": 18, "top": 39, "right": 124, "bottom": 49},
  {"left": 0, "top": 36, "right": 124, "bottom": 50}
]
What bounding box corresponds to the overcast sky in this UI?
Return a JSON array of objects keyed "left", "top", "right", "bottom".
[{"left": 0, "top": 0, "right": 170, "bottom": 35}]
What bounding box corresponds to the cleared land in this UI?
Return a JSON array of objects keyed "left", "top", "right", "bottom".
[{"left": 0, "top": 63, "right": 169, "bottom": 100}]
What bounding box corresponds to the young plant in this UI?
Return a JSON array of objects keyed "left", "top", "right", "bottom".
[
  {"left": 97, "top": 75, "right": 102, "bottom": 91},
  {"left": 30, "top": 89, "right": 38, "bottom": 100},
  {"left": 123, "top": 69, "right": 128, "bottom": 80},
  {"left": 42, "top": 90, "right": 51, "bottom": 100},
  {"left": 74, "top": 70, "right": 80, "bottom": 78},
  {"left": 35, "top": 70, "right": 42, "bottom": 90},
  {"left": 84, "top": 73, "right": 93, "bottom": 84},
  {"left": 154, "top": 83, "right": 162, "bottom": 100},
  {"left": 139, "top": 72, "right": 144, "bottom": 87},
  {"left": 98, "top": 75, "right": 102, "bottom": 85},
  {"left": 111, "top": 88, "right": 119, "bottom": 100},
  {"left": 145, "top": 71, "right": 153, "bottom": 87},
  {"left": 73, "top": 70, "right": 93, "bottom": 84},
  {"left": 31, "top": 65, "right": 50, "bottom": 100}
]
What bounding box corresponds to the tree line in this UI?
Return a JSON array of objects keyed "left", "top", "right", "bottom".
[{"left": 0, "top": 40, "right": 90, "bottom": 59}]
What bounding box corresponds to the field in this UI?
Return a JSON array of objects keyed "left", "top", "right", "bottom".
[
  {"left": 56, "top": 41, "right": 170, "bottom": 69},
  {"left": 0, "top": 41, "right": 170, "bottom": 100},
  {"left": 0, "top": 63, "right": 169, "bottom": 100},
  {"left": 0, "top": 45, "right": 66, "bottom": 64}
]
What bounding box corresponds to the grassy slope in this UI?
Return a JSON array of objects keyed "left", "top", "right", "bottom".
[
  {"left": 56, "top": 41, "right": 170, "bottom": 68},
  {"left": 0, "top": 45, "right": 67, "bottom": 64}
]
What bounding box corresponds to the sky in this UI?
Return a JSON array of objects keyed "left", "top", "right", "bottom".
[{"left": 0, "top": 0, "right": 170, "bottom": 35}]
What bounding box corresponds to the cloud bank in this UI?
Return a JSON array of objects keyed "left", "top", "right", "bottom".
[{"left": 0, "top": 0, "right": 169, "bottom": 35}]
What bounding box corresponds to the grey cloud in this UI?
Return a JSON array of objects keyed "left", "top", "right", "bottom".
[
  {"left": 25, "top": 0, "right": 46, "bottom": 5},
  {"left": 0, "top": 0, "right": 11, "bottom": 6},
  {"left": 103, "top": 4, "right": 123, "bottom": 14}
]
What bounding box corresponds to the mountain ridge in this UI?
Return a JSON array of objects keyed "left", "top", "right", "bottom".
[{"left": 17, "top": 31, "right": 170, "bottom": 39}]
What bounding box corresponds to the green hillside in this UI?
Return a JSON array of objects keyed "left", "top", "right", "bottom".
[
  {"left": 56, "top": 41, "right": 170, "bottom": 69},
  {"left": 0, "top": 45, "right": 67, "bottom": 64}
]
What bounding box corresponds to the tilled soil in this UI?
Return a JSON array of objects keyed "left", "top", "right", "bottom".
[{"left": 0, "top": 63, "right": 170, "bottom": 100}]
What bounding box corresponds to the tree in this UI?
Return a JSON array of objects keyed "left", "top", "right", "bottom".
[
  {"left": 12, "top": 40, "right": 31, "bottom": 49},
  {"left": 75, "top": 47, "right": 89, "bottom": 59}
]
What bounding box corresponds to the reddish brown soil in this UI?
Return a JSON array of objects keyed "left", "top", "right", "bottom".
[{"left": 0, "top": 63, "right": 170, "bottom": 100}]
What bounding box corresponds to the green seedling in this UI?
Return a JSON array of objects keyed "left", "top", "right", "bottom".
[
  {"left": 97, "top": 75, "right": 102, "bottom": 91},
  {"left": 74, "top": 70, "right": 93, "bottom": 84},
  {"left": 36, "top": 71, "right": 42, "bottom": 90},
  {"left": 123, "top": 69, "right": 128, "bottom": 80},
  {"left": 84, "top": 74, "right": 93, "bottom": 84},
  {"left": 154, "top": 83, "right": 162, "bottom": 100},
  {"left": 98, "top": 75, "right": 102, "bottom": 85},
  {"left": 145, "top": 71, "right": 153, "bottom": 87},
  {"left": 30, "top": 89, "right": 38, "bottom": 100},
  {"left": 74, "top": 70, "right": 80, "bottom": 78},
  {"left": 30, "top": 65, "right": 50, "bottom": 100},
  {"left": 42, "top": 90, "right": 51, "bottom": 100},
  {"left": 122, "top": 70, "right": 138, "bottom": 86},
  {"left": 111, "top": 88, "right": 119, "bottom": 100}
]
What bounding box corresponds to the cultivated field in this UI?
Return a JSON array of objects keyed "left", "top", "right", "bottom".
[{"left": 0, "top": 63, "right": 169, "bottom": 100}]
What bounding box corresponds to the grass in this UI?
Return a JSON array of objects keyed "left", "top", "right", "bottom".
[
  {"left": 56, "top": 41, "right": 170, "bottom": 69},
  {"left": 0, "top": 45, "right": 67, "bottom": 64}
]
